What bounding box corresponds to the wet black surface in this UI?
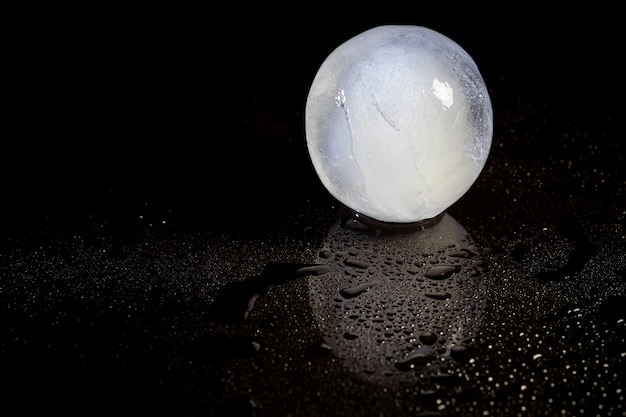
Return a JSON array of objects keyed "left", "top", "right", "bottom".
[{"left": 3, "top": 9, "right": 625, "bottom": 417}]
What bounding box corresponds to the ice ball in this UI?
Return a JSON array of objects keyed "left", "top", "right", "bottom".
[{"left": 305, "top": 25, "right": 493, "bottom": 223}]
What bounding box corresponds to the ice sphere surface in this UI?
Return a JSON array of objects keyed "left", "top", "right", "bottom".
[{"left": 305, "top": 25, "right": 493, "bottom": 223}]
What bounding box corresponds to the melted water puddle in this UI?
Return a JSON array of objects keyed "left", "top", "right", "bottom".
[{"left": 308, "top": 213, "right": 487, "bottom": 384}]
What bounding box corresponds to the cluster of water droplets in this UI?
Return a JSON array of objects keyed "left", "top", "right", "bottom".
[{"left": 308, "top": 212, "right": 487, "bottom": 384}]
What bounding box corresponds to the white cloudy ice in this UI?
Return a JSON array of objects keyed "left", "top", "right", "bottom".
[{"left": 306, "top": 25, "right": 493, "bottom": 223}]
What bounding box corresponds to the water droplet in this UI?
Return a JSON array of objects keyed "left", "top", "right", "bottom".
[
  {"left": 340, "top": 281, "right": 379, "bottom": 299},
  {"left": 449, "top": 249, "right": 475, "bottom": 258},
  {"left": 424, "top": 265, "right": 461, "bottom": 280},
  {"left": 419, "top": 332, "right": 438, "bottom": 345},
  {"left": 424, "top": 292, "right": 452, "bottom": 300},
  {"left": 296, "top": 264, "right": 331, "bottom": 276},
  {"left": 450, "top": 345, "right": 471, "bottom": 363},
  {"left": 343, "top": 259, "right": 370, "bottom": 269},
  {"left": 243, "top": 293, "right": 261, "bottom": 320},
  {"left": 394, "top": 346, "right": 434, "bottom": 371}
]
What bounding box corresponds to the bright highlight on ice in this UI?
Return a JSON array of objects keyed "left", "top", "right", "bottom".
[{"left": 305, "top": 25, "right": 493, "bottom": 223}]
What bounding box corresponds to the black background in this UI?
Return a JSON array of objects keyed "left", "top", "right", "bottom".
[
  {"left": 5, "top": 7, "right": 622, "bottom": 229},
  {"left": 3, "top": 5, "right": 625, "bottom": 417}
]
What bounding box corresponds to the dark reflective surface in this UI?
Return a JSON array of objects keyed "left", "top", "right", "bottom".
[{"left": 2, "top": 9, "right": 625, "bottom": 417}]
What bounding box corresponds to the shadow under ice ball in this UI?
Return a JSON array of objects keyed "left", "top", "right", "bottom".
[{"left": 305, "top": 25, "right": 493, "bottom": 223}]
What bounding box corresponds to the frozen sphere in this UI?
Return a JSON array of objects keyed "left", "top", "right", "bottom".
[{"left": 305, "top": 25, "right": 493, "bottom": 223}]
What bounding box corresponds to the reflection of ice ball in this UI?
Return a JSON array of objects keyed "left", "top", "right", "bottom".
[
  {"left": 305, "top": 25, "right": 493, "bottom": 223},
  {"left": 308, "top": 213, "right": 487, "bottom": 384}
]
